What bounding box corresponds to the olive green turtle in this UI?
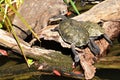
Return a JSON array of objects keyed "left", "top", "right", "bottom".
[{"left": 52, "top": 18, "right": 100, "bottom": 67}]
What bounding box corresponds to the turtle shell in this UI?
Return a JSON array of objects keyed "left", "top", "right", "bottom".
[
  {"left": 57, "top": 19, "right": 89, "bottom": 47},
  {"left": 80, "top": 21, "right": 104, "bottom": 37},
  {"left": 79, "top": 21, "right": 112, "bottom": 45}
]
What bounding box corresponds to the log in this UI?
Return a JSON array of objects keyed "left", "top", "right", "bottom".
[
  {"left": 0, "top": 0, "right": 120, "bottom": 79},
  {"left": 36, "top": 20, "right": 120, "bottom": 79},
  {"left": 0, "top": 29, "right": 55, "bottom": 60},
  {"left": 0, "top": 29, "right": 78, "bottom": 79},
  {"left": 72, "top": 0, "right": 120, "bottom": 23},
  {"left": 36, "top": 0, "right": 120, "bottom": 79}
]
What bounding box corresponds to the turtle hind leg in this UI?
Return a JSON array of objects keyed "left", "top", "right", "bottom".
[
  {"left": 88, "top": 39, "right": 100, "bottom": 56},
  {"left": 71, "top": 44, "right": 80, "bottom": 68},
  {"left": 103, "top": 34, "right": 112, "bottom": 45}
]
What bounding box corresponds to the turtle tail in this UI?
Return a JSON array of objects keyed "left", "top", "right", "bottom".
[
  {"left": 103, "top": 34, "right": 112, "bottom": 45},
  {"left": 88, "top": 39, "right": 100, "bottom": 56}
]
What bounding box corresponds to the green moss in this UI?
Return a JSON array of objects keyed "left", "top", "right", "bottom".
[{"left": 38, "top": 52, "right": 73, "bottom": 72}]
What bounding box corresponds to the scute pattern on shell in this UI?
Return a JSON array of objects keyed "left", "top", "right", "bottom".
[
  {"left": 57, "top": 19, "right": 89, "bottom": 47},
  {"left": 79, "top": 21, "right": 105, "bottom": 37}
]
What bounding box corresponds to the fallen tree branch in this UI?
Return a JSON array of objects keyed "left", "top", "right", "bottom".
[{"left": 0, "top": 29, "right": 55, "bottom": 60}]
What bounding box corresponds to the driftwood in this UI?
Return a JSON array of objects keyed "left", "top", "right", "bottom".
[
  {"left": 0, "top": 29, "right": 55, "bottom": 60},
  {"left": 73, "top": 0, "right": 120, "bottom": 23},
  {"left": 0, "top": 0, "right": 120, "bottom": 79},
  {"left": 36, "top": 0, "right": 120, "bottom": 79},
  {"left": 36, "top": 20, "right": 120, "bottom": 80}
]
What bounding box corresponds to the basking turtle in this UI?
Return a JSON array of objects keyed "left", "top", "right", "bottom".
[
  {"left": 79, "top": 21, "right": 112, "bottom": 49},
  {"left": 52, "top": 18, "right": 100, "bottom": 67}
]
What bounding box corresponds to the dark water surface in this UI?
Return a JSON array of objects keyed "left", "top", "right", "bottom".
[
  {"left": 96, "top": 69, "right": 120, "bottom": 80},
  {"left": 0, "top": 51, "right": 120, "bottom": 80}
]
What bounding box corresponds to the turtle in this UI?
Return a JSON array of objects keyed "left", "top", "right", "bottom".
[
  {"left": 79, "top": 21, "right": 112, "bottom": 52},
  {"left": 52, "top": 18, "right": 100, "bottom": 67}
]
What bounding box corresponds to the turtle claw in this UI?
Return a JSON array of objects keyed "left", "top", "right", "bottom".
[
  {"left": 103, "top": 34, "right": 112, "bottom": 45},
  {"left": 88, "top": 39, "right": 100, "bottom": 56}
]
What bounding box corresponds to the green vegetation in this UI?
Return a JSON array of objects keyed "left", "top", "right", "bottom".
[
  {"left": 64, "top": 0, "right": 80, "bottom": 15},
  {"left": 0, "top": 0, "right": 31, "bottom": 67}
]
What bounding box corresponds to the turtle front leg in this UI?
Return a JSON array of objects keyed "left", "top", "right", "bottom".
[
  {"left": 71, "top": 43, "right": 80, "bottom": 68},
  {"left": 88, "top": 38, "right": 100, "bottom": 55}
]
